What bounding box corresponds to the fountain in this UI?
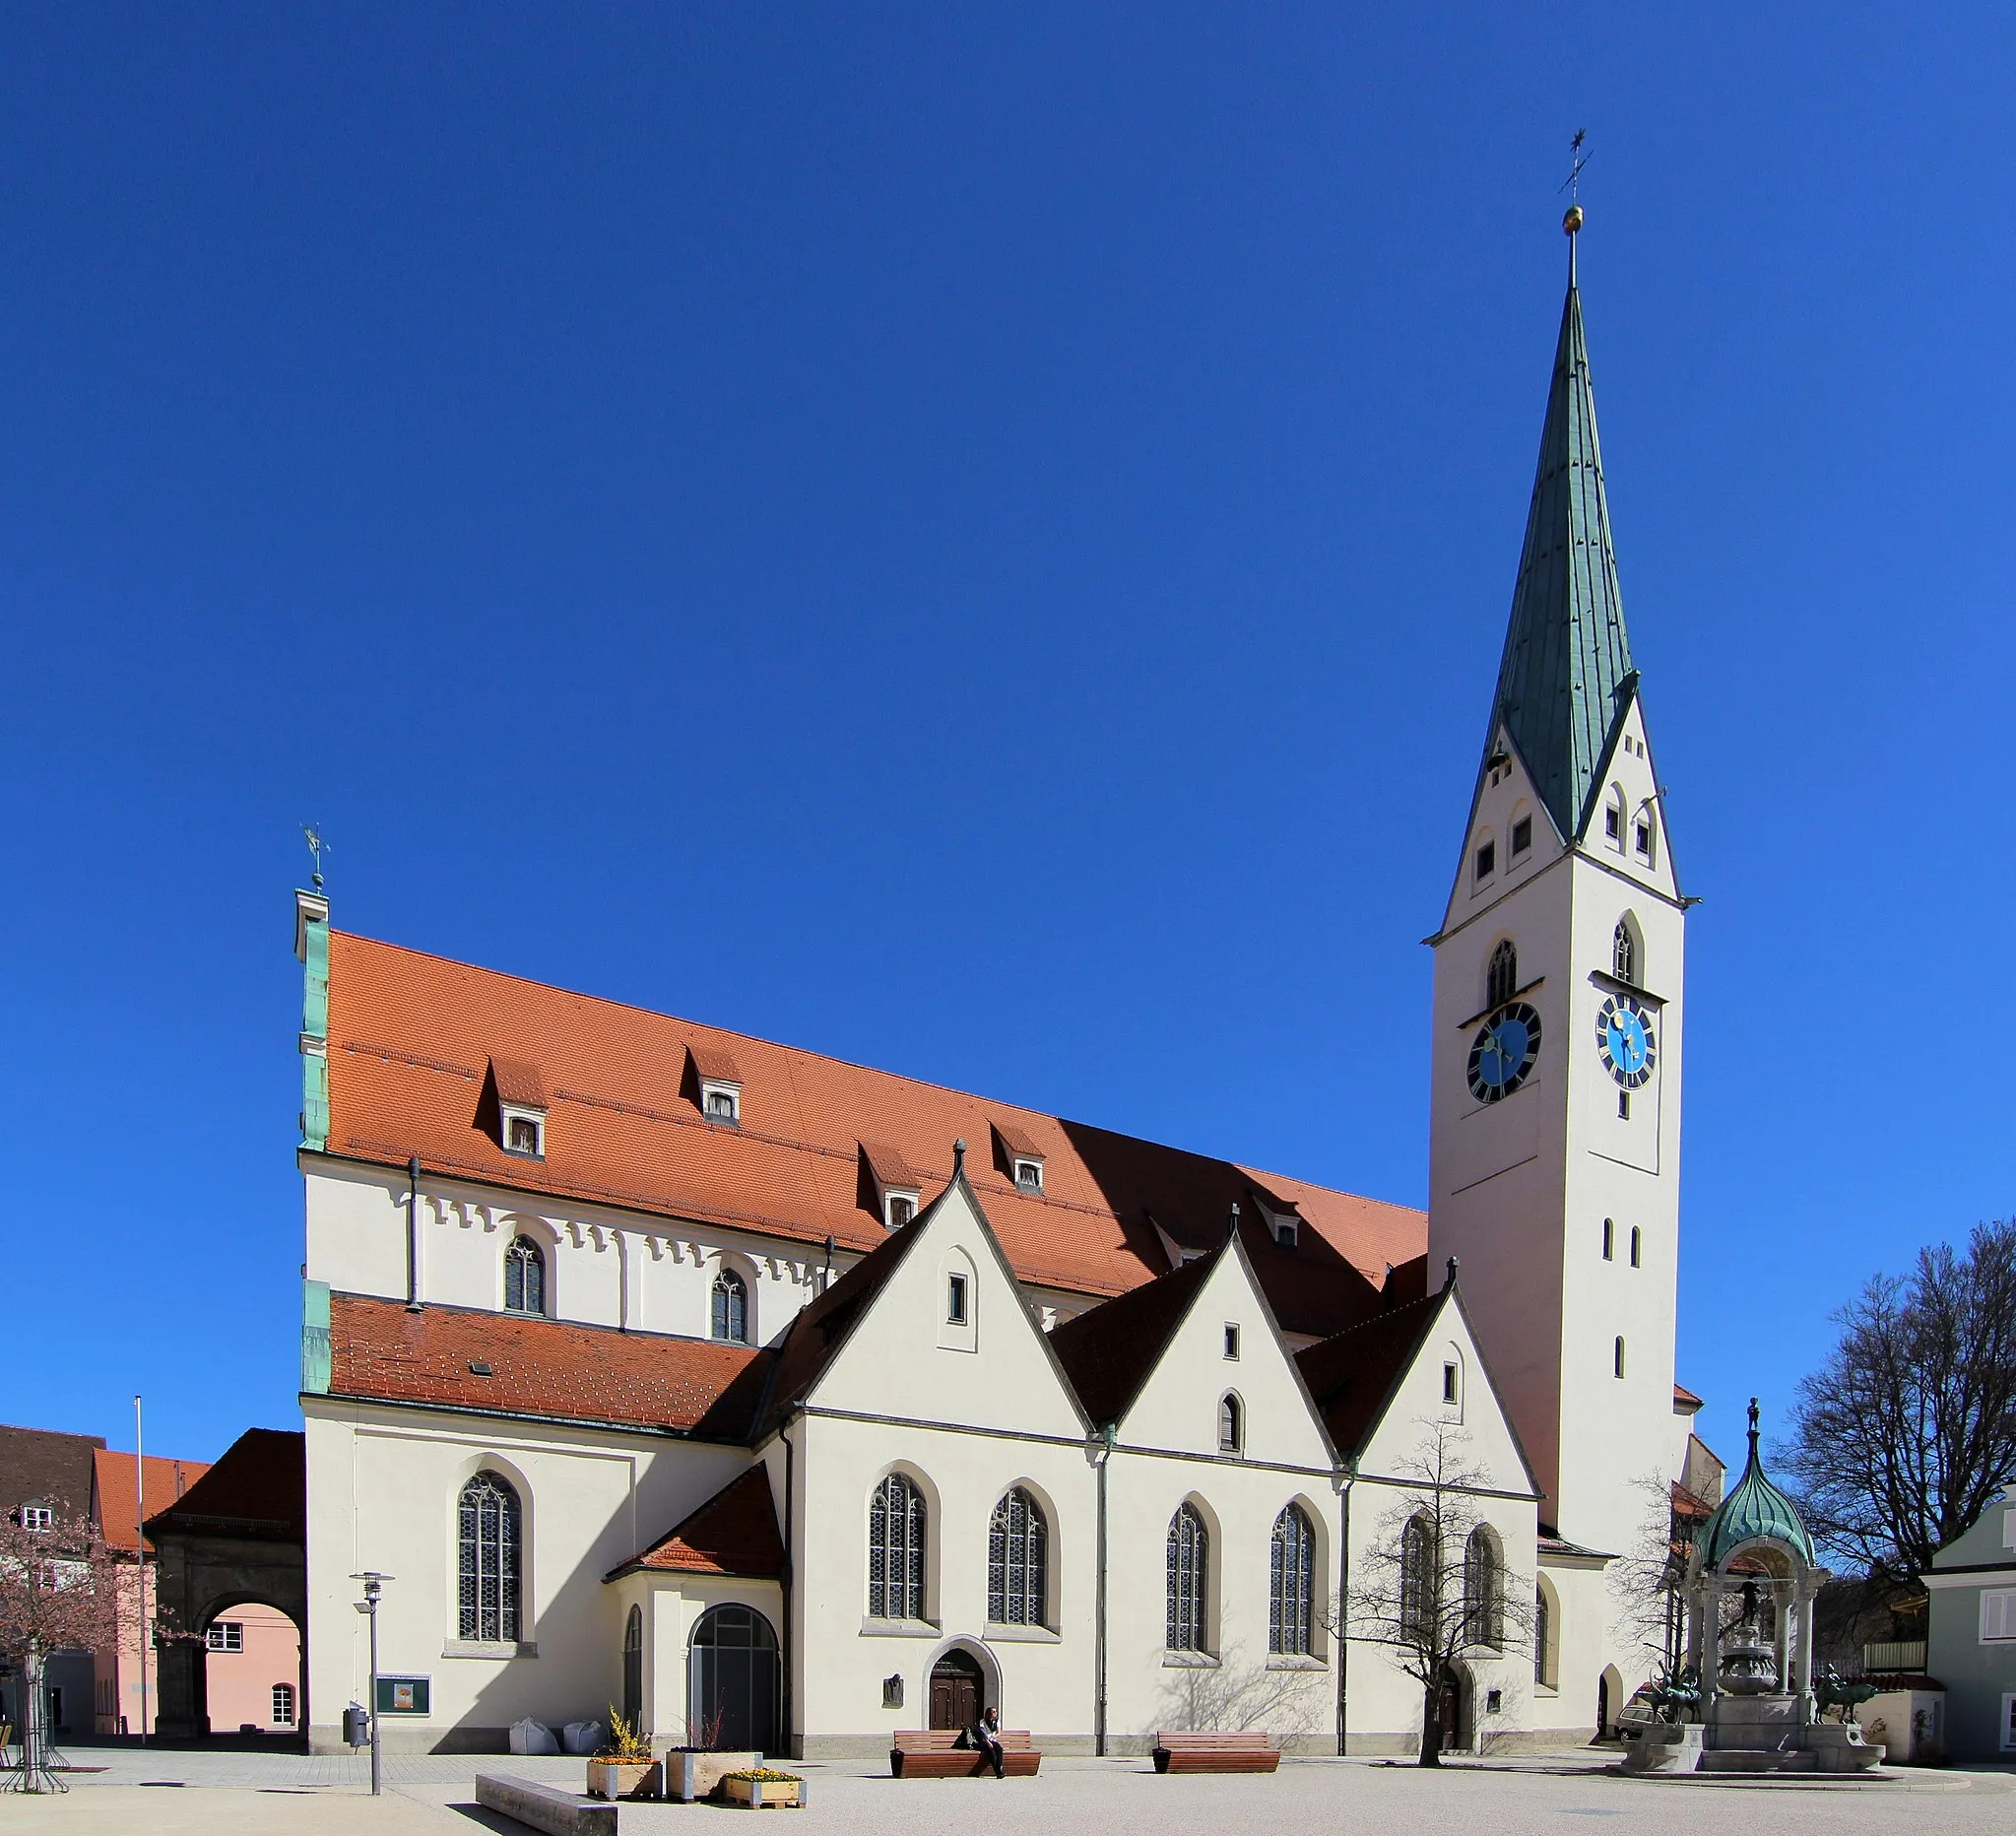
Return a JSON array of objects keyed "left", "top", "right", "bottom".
[{"left": 1625, "top": 1401, "right": 1882, "bottom": 1776}]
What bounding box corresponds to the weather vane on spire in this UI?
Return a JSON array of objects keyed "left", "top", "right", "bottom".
[
  {"left": 302, "top": 822, "right": 329, "bottom": 891},
  {"left": 1560, "top": 129, "right": 1590, "bottom": 239}
]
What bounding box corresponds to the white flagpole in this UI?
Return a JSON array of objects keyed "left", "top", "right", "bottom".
[{"left": 135, "top": 1395, "right": 147, "bottom": 1747}]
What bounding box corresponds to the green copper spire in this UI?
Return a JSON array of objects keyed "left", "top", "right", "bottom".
[
  {"left": 1486, "top": 216, "right": 1637, "bottom": 843},
  {"left": 1700, "top": 1399, "right": 1815, "bottom": 1569}
]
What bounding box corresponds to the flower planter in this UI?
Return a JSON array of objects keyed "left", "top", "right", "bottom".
[
  {"left": 659, "top": 1748, "right": 764, "bottom": 1802},
  {"left": 723, "top": 1771, "right": 804, "bottom": 1808},
  {"left": 586, "top": 1757, "right": 662, "bottom": 1801}
]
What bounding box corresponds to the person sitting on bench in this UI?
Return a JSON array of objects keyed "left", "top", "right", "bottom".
[{"left": 955, "top": 1706, "right": 1007, "bottom": 1778}]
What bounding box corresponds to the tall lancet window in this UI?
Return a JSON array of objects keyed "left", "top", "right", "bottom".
[
  {"left": 711, "top": 1269, "right": 748, "bottom": 1344},
  {"left": 1486, "top": 940, "right": 1518, "bottom": 1011},
  {"left": 1612, "top": 919, "right": 1636, "bottom": 986},
  {"left": 1166, "top": 1503, "right": 1209, "bottom": 1652},
  {"left": 457, "top": 1472, "right": 522, "bottom": 1643},
  {"left": 1269, "top": 1504, "right": 1316, "bottom": 1657},
  {"left": 504, "top": 1236, "right": 546, "bottom": 1316}
]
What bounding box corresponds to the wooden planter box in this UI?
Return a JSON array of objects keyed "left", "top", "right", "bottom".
[
  {"left": 659, "top": 1749, "right": 766, "bottom": 1802},
  {"left": 586, "top": 1757, "right": 662, "bottom": 1801},
  {"left": 723, "top": 1774, "right": 803, "bottom": 1808}
]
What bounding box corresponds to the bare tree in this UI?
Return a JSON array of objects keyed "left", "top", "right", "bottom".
[
  {"left": 1780, "top": 1218, "right": 2016, "bottom": 1583},
  {"left": 1607, "top": 1471, "right": 1690, "bottom": 1675},
  {"left": 1340, "top": 1421, "right": 1535, "bottom": 1766},
  {"left": 0, "top": 1499, "right": 120, "bottom": 1794}
]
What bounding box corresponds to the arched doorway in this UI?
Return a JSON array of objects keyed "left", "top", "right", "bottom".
[
  {"left": 929, "top": 1648, "right": 985, "bottom": 1732},
  {"left": 1435, "top": 1665, "right": 1467, "bottom": 1754},
  {"left": 194, "top": 1598, "right": 305, "bottom": 1740},
  {"left": 687, "top": 1605, "right": 778, "bottom": 1753},
  {"left": 1596, "top": 1664, "right": 1623, "bottom": 1739}
]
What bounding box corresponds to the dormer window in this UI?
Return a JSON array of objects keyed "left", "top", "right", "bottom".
[
  {"left": 862, "top": 1142, "right": 923, "bottom": 1232},
  {"left": 885, "top": 1192, "right": 917, "bottom": 1230},
  {"left": 488, "top": 1058, "right": 549, "bottom": 1160},
  {"left": 703, "top": 1084, "right": 741, "bottom": 1125},
  {"left": 685, "top": 1045, "right": 745, "bottom": 1127},
  {"left": 19, "top": 1504, "right": 52, "bottom": 1532},
  {"left": 991, "top": 1122, "right": 1045, "bottom": 1195},
  {"left": 1014, "top": 1158, "right": 1043, "bottom": 1194}
]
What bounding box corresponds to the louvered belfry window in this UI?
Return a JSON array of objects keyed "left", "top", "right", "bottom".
[
  {"left": 1166, "top": 1503, "right": 1208, "bottom": 1652},
  {"left": 1269, "top": 1503, "right": 1316, "bottom": 1656},
  {"left": 868, "top": 1473, "right": 927, "bottom": 1620},
  {"left": 458, "top": 1472, "right": 522, "bottom": 1643},
  {"left": 988, "top": 1487, "right": 1048, "bottom": 1626}
]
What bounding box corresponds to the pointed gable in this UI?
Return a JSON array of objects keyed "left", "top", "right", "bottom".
[
  {"left": 1487, "top": 244, "right": 1637, "bottom": 845},
  {"left": 1048, "top": 1251, "right": 1218, "bottom": 1428},
  {"left": 606, "top": 1466, "right": 784, "bottom": 1582}
]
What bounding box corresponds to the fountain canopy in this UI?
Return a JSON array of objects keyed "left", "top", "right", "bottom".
[{"left": 1697, "top": 1405, "right": 1814, "bottom": 1571}]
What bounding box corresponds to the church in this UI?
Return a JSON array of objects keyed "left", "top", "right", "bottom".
[{"left": 294, "top": 217, "right": 1717, "bottom": 1757}]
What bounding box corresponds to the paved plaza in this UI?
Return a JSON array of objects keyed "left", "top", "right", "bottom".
[{"left": 0, "top": 1746, "right": 2009, "bottom": 1836}]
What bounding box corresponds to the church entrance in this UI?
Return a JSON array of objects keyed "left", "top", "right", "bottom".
[
  {"left": 1435, "top": 1667, "right": 1466, "bottom": 1753},
  {"left": 928, "top": 1650, "right": 984, "bottom": 1731}
]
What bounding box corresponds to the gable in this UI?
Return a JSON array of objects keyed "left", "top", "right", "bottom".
[
  {"left": 1444, "top": 724, "right": 1565, "bottom": 934},
  {"left": 1114, "top": 1241, "right": 1334, "bottom": 1472},
  {"left": 806, "top": 1178, "right": 1088, "bottom": 1442},
  {"left": 1350, "top": 1288, "right": 1536, "bottom": 1500}
]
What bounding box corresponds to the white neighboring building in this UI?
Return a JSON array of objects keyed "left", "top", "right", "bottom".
[{"left": 295, "top": 228, "right": 1715, "bottom": 1756}]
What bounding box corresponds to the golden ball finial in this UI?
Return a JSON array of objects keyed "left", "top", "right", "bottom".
[{"left": 1563, "top": 204, "right": 1584, "bottom": 235}]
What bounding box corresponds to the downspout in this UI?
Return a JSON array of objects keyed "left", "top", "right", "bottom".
[
  {"left": 405, "top": 1156, "right": 423, "bottom": 1312},
  {"left": 1093, "top": 1422, "right": 1113, "bottom": 1755},
  {"left": 1335, "top": 1466, "right": 1353, "bottom": 1755},
  {"left": 781, "top": 1419, "right": 796, "bottom": 1759}
]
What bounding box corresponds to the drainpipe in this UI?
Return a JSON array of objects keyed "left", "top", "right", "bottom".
[
  {"left": 780, "top": 1420, "right": 796, "bottom": 1759},
  {"left": 405, "top": 1157, "right": 423, "bottom": 1312},
  {"left": 1335, "top": 1467, "right": 1353, "bottom": 1755},
  {"left": 1093, "top": 1422, "right": 1113, "bottom": 1755}
]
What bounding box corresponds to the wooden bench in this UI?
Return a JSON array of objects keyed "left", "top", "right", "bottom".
[
  {"left": 889, "top": 1730, "right": 1042, "bottom": 1778},
  {"left": 1152, "top": 1731, "right": 1281, "bottom": 1774}
]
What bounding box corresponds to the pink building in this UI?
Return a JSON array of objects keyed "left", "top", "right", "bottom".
[{"left": 198, "top": 1603, "right": 302, "bottom": 1734}]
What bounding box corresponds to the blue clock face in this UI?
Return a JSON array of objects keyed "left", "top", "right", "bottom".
[
  {"left": 1467, "top": 1002, "right": 1541, "bottom": 1102},
  {"left": 1596, "top": 994, "right": 1657, "bottom": 1089}
]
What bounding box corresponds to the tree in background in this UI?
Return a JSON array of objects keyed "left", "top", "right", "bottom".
[
  {"left": 1340, "top": 1422, "right": 1534, "bottom": 1766},
  {"left": 0, "top": 1498, "right": 119, "bottom": 1794},
  {"left": 1781, "top": 1217, "right": 2016, "bottom": 1584}
]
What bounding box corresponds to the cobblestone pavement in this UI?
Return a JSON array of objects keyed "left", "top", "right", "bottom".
[{"left": 1, "top": 1746, "right": 2009, "bottom": 1835}]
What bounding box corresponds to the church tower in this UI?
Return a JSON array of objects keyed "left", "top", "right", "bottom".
[{"left": 1427, "top": 214, "right": 1687, "bottom": 1567}]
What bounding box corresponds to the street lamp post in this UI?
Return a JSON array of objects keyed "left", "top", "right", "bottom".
[{"left": 350, "top": 1572, "right": 393, "bottom": 1798}]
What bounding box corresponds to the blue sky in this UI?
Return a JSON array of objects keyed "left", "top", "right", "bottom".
[{"left": 5, "top": 5, "right": 2011, "bottom": 1479}]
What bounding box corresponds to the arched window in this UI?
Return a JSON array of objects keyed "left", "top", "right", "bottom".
[
  {"left": 457, "top": 1472, "right": 522, "bottom": 1643},
  {"left": 1612, "top": 918, "right": 1637, "bottom": 985},
  {"left": 1463, "top": 1527, "right": 1503, "bottom": 1648},
  {"left": 868, "top": 1473, "right": 926, "bottom": 1621},
  {"left": 1218, "top": 1394, "right": 1243, "bottom": 1454},
  {"left": 1166, "top": 1503, "right": 1209, "bottom": 1652},
  {"left": 271, "top": 1682, "right": 295, "bottom": 1728},
  {"left": 1269, "top": 1504, "right": 1316, "bottom": 1657},
  {"left": 504, "top": 1236, "right": 546, "bottom": 1316},
  {"left": 621, "top": 1605, "right": 643, "bottom": 1729},
  {"left": 1533, "top": 1583, "right": 1554, "bottom": 1687},
  {"left": 1486, "top": 939, "right": 1518, "bottom": 1011},
  {"left": 1630, "top": 1225, "right": 1642, "bottom": 1269},
  {"left": 1400, "top": 1514, "right": 1434, "bottom": 1643},
  {"left": 1614, "top": 1336, "right": 1627, "bottom": 1379},
  {"left": 711, "top": 1269, "right": 748, "bottom": 1344},
  {"left": 988, "top": 1487, "right": 1048, "bottom": 1627},
  {"left": 1604, "top": 786, "right": 1627, "bottom": 851}
]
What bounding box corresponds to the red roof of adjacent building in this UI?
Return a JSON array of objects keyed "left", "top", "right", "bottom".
[
  {"left": 144, "top": 1428, "right": 304, "bottom": 1544},
  {"left": 609, "top": 1467, "right": 786, "bottom": 1581},
  {"left": 94, "top": 1450, "right": 211, "bottom": 1555},
  {"left": 322, "top": 932, "right": 1427, "bottom": 1327},
  {"left": 326, "top": 1292, "right": 772, "bottom": 1440}
]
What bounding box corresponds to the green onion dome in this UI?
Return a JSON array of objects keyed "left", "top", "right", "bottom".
[{"left": 1699, "top": 1399, "right": 1814, "bottom": 1569}]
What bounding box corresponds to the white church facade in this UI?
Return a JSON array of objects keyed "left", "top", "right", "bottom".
[{"left": 295, "top": 225, "right": 1718, "bottom": 1757}]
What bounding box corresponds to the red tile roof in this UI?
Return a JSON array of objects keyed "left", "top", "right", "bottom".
[
  {"left": 490, "top": 1057, "right": 548, "bottom": 1108},
  {"left": 145, "top": 1429, "right": 303, "bottom": 1544},
  {"left": 326, "top": 1292, "right": 771, "bottom": 1438},
  {"left": 1673, "top": 1381, "right": 1703, "bottom": 1410},
  {"left": 323, "top": 932, "right": 1426, "bottom": 1324},
  {"left": 609, "top": 1467, "right": 785, "bottom": 1581},
  {"left": 94, "top": 1450, "right": 211, "bottom": 1555},
  {"left": 1048, "top": 1249, "right": 1220, "bottom": 1428},
  {"left": 1294, "top": 1292, "right": 1443, "bottom": 1459}
]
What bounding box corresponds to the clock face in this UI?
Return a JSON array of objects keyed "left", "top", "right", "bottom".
[
  {"left": 1596, "top": 994, "right": 1658, "bottom": 1088},
  {"left": 1467, "top": 1002, "right": 1541, "bottom": 1102}
]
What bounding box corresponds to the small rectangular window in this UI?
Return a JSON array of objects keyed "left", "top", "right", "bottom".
[
  {"left": 705, "top": 1088, "right": 739, "bottom": 1123},
  {"left": 207, "top": 1622, "right": 244, "bottom": 1653},
  {"left": 1635, "top": 820, "right": 1653, "bottom": 859},
  {"left": 1630, "top": 1226, "right": 1642, "bottom": 1269},
  {"left": 1619, "top": 1090, "right": 1632, "bottom": 1120},
  {"left": 946, "top": 1273, "right": 968, "bottom": 1325},
  {"left": 1443, "top": 1362, "right": 1459, "bottom": 1404},
  {"left": 21, "top": 1506, "right": 52, "bottom": 1532},
  {"left": 506, "top": 1116, "right": 541, "bottom": 1155},
  {"left": 1013, "top": 1158, "right": 1043, "bottom": 1193},
  {"left": 1602, "top": 1218, "right": 1613, "bottom": 1260},
  {"left": 1224, "top": 1324, "right": 1240, "bottom": 1360},
  {"left": 1613, "top": 1337, "right": 1627, "bottom": 1379},
  {"left": 1605, "top": 805, "right": 1621, "bottom": 840},
  {"left": 886, "top": 1194, "right": 915, "bottom": 1230},
  {"left": 1510, "top": 816, "right": 1531, "bottom": 857},
  {"left": 1474, "top": 839, "right": 1495, "bottom": 882},
  {"left": 1273, "top": 1219, "right": 1297, "bottom": 1250},
  {"left": 1983, "top": 1589, "right": 2016, "bottom": 1642}
]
